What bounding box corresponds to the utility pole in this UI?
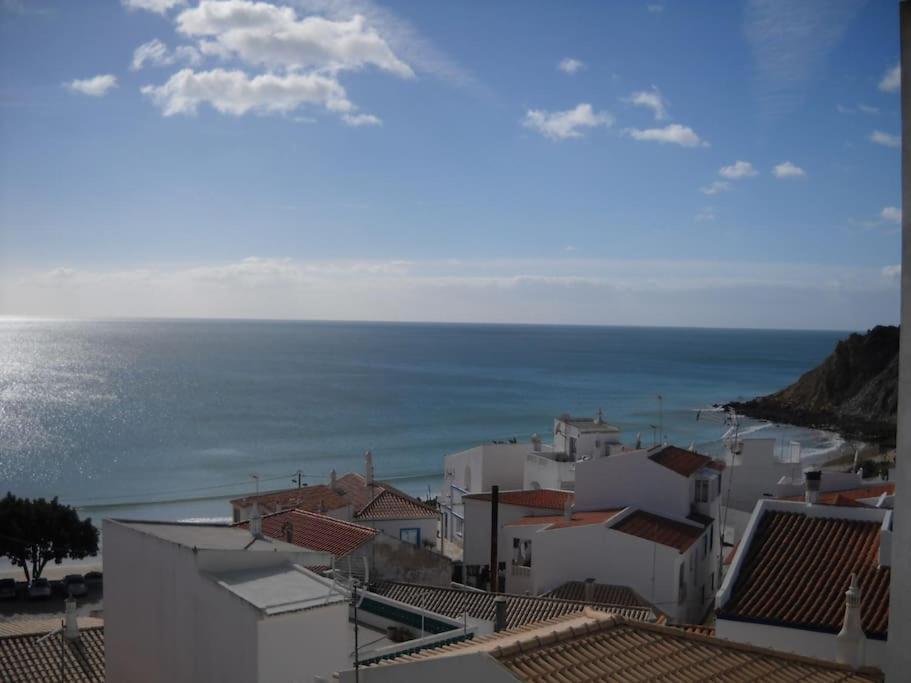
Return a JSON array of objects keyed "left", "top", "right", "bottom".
[
  {"left": 490, "top": 485, "right": 499, "bottom": 593},
  {"left": 352, "top": 580, "right": 360, "bottom": 683},
  {"left": 291, "top": 470, "right": 304, "bottom": 488}
]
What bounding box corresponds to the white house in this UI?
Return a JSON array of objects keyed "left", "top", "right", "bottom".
[
  {"left": 103, "top": 518, "right": 354, "bottom": 683},
  {"left": 716, "top": 498, "right": 892, "bottom": 670},
  {"left": 441, "top": 412, "right": 624, "bottom": 545}
]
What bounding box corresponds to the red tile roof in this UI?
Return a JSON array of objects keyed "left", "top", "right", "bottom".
[
  {"left": 505, "top": 509, "right": 624, "bottom": 530},
  {"left": 230, "top": 472, "right": 399, "bottom": 517},
  {"left": 0, "top": 621, "right": 105, "bottom": 682},
  {"left": 781, "top": 483, "right": 895, "bottom": 507},
  {"left": 463, "top": 489, "right": 574, "bottom": 511},
  {"left": 355, "top": 489, "right": 439, "bottom": 521},
  {"left": 612, "top": 510, "right": 705, "bottom": 552},
  {"left": 235, "top": 509, "right": 377, "bottom": 557},
  {"left": 542, "top": 581, "right": 653, "bottom": 609},
  {"left": 719, "top": 510, "right": 890, "bottom": 638},
  {"left": 648, "top": 445, "right": 714, "bottom": 477}
]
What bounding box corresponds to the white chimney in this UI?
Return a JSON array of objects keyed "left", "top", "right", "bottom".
[
  {"left": 330, "top": 468, "right": 338, "bottom": 490},
  {"left": 531, "top": 434, "right": 542, "bottom": 452},
  {"left": 64, "top": 598, "right": 80, "bottom": 640},
  {"left": 563, "top": 499, "right": 574, "bottom": 521},
  {"left": 805, "top": 469, "right": 822, "bottom": 505},
  {"left": 836, "top": 573, "right": 865, "bottom": 669},
  {"left": 365, "top": 450, "right": 374, "bottom": 485},
  {"left": 584, "top": 578, "right": 596, "bottom": 603},
  {"left": 249, "top": 507, "right": 263, "bottom": 539},
  {"left": 594, "top": 408, "right": 604, "bottom": 425}
]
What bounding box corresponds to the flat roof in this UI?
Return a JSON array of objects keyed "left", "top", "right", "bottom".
[
  {"left": 109, "top": 519, "right": 303, "bottom": 552},
  {"left": 210, "top": 564, "right": 348, "bottom": 616}
]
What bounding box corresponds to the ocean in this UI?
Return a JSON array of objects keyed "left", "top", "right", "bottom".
[{"left": 0, "top": 319, "right": 848, "bottom": 523}]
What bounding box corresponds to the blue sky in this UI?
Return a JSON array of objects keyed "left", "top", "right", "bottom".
[{"left": 0, "top": 0, "right": 903, "bottom": 329}]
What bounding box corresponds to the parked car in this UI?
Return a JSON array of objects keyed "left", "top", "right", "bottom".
[
  {"left": 84, "top": 571, "right": 103, "bottom": 586},
  {"left": 62, "top": 574, "right": 88, "bottom": 597},
  {"left": 27, "top": 578, "right": 51, "bottom": 600},
  {"left": 0, "top": 578, "right": 16, "bottom": 600}
]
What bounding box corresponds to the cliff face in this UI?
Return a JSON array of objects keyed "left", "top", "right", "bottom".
[{"left": 731, "top": 326, "right": 899, "bottom": 443}]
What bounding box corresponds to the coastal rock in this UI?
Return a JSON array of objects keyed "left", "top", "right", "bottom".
[{"left": 730, "top": 326, "right": 899, "bottom": 443}]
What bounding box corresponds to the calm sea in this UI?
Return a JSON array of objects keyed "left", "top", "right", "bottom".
[{"left": 0, "top": 319, "right": 847, "bottom": 522}]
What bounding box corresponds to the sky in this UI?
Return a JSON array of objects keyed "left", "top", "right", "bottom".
[{"left": 0, "top": 0, "right": 903, "bottom": 329}]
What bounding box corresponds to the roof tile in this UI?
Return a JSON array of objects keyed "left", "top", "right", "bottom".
[
  {"left": 463, "top": 489, "right": 574, "bottom": 511},
  {"left": 355, "top": 489, "right": 439, "bottom": 521},
  {"left": 648, "top": 445, "right": 714, "bottom": 477},
  {"left": 235, "top": 509, "right": 377, "bottom": 557},
  {"left": 612, "top": 510, "right": 705, "bottom": 552},
  {"left": 0, "top": 624, "right": 104, "bottom": 682}
]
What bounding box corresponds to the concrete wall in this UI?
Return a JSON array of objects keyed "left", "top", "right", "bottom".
[
  {"left": 369, "top": 533, "right": 452, "bottom": 586},
  {"left": 463, "top": 498, "right": 549, "bottom": 567},
  {"left": 256, "top": 604, "right": 352, "bottom": 683},
  {"left": 104, "top": 521, "right": 260, "bottom": 683},
  {"left": 444, "top": 444, "right": 529, "bottom": 496},
  {"left": 523, "top": 453, "right": 575, "bottom": 490},
  {"left": 574, "top": 451, "right": 691, "bottom": 519},
  {"left": 337, "top": 651, "right": 517, "bottom": 683},
  {"left": 367, "top": 517, "right": 438, "bottom": 549},
  {"left": 715, "top": 619, "right": 888, "bottom": 670}
]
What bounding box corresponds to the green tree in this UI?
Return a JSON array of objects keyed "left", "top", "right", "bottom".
[{"left": 0, "top": 493, "right": 99, "bottom": 583}]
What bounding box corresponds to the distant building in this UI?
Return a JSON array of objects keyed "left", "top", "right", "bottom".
[
  {"left": 440, "top": 412, "right": 625, "bottom": 545},
  {"left": 336, "top": 609, "right": 882, "bottom": 682},
  {"left": 460, "top": 444, "right": 723, "bottom": 623},
  {"left": 716, "top": 498, "right": 892, "bottom": 670}
]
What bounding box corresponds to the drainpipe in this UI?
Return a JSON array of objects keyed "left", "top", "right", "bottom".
[
  {"left": 493, "top": 595, "right": 508, "bottom": 632},
  {"left": 490, "top": 486, "right": 499, "bottom": 593}
]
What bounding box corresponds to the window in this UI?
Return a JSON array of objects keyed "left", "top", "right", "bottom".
[
  {"left": 711, "top": 572, "right": 715, "bottom": 591},
  {"left": 695, "top": 479, "right": 710, "bottom": 503},
  {"left": 400, "top": 527, "right": 421, "bottom": 545}
]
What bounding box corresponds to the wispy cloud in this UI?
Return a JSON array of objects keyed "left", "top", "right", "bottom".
[
  {"left": 870, "top": 130, "right": 901, "bottom": 148},
  {"left": 647, "top": 4, "right": 664, "bottom": 14},
  {"left": 64, "top": 74, "right": 118, "bottom": 96},
  {"left": 121, "top": 0, "right": 185, "bottom": 13},
  {"left": 624, "top": 86, "right": 667, "bottom": 120},
  {"left": 131, "top": 38, "right": 201, "bottom": 70},
  {"left": 773, "top": 161, "right": 806, "bottom": 178},
  {"left": 719, "top": 160, "right": 757, "bottom": 179},
  {"left": 879, "top": 63, "right": 900, "bottom": 93},
  {"left": 523, "top": 103, "right": 613, "bottom": 140},
  {"left": 881, "top": 206, "right": 902, "bottom": 224},
  {"left": 625, "top": 123, "right": 707, "bottom": 147},
  {"left": 558, "top": 58, "right": 585, "bottom": 75},
  {"left": 694, "top": 207, "right": 716, "bottom": 222},
  {"left": 700, "top": 180, "right": 730, "bottom": 196},
  {"left": 745, "top": 0, "right": 864, "bottom": 117}
]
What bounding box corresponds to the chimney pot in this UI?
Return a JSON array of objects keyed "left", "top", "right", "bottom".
[
  {"left": 330, "top": 469, "right": 338, "bottom": 490},
  {"left": 805, "top": 469, "right": 822, "bottom": 505},
  {"left": 584, "top": 578, "right": 596, "bottom": 603},
  {"left": 563, "top": 499, "right": 574, "bottom": 521},
  {"left": 64, "top": 598, "right": 80, "bottom": 640},
  {"left": 365, "top": 451, "right": 374, "bottom": 484},
  {"left": 249, "top": 507, "right": 263, "bottom": 539},
  {"left": 493, "top": 596, "right": 508, "bottom": 632},
  {"left": 836, "top": 573, "right": 865, "bottom": 669},
  {"left": 531, "top": 434, "right": 541, "bottom": 452}
]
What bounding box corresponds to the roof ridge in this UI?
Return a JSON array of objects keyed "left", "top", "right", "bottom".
[{"left": 287, "top": 508, "right": 378, "bottom": 532}]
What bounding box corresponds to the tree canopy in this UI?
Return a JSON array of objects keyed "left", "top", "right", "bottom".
[{"left": 0, "top": 493, "right": 99, "bottom": 583}]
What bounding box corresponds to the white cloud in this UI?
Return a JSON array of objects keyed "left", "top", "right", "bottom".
[
  {"left": 773, "top": 161, "right": 806, "bottom": 178},
  {"left": 625, "top": 123, "right": 707, "bottom": 147},
  {"left": 131, "top": 38, "right": 201, "bottom": 70},
  {"left": 522, "top": 103, "right": 613, "bottom": 140},
  {"left": 343, "top": 112, "right": 381, "bottom": 126},
  {"left": 882, "top": 264, "right": 901, "bottom": 282},
  {"left": 64, "top": 74, "right": 118, "bottom": 96},
  {"left": 647, "top": 4, "right": 664, "bottom": 14},
  {"left": 141, "top": 68, "right": 355, "bottom": 116},
  {"left": 870, "top": 130, "right": 901, "bottom": 148},
  {"left": 176, "top": 1, "right": 413, "bottom": 78},
  {"left": 624, "top": 86, "right": 667, "bottom": 120},
  {"left": 857, "top": 103, "right": 879, "bottom": 115},
  {"left": 879, "top": 63, "right": 900, "bottom": 93},
  {"left": 700, "top": 180, "right": 730, "bottom": 195},
  {"left": 881, "top": 206, "right": 902, "bottom": 224},
  {"left": 695, "top": 207, "right": 716, "bottom": 222},
  {"left": 122, "top": 0, "right": 185, "bottom": 13},
  {"left": 558, "top": 58, "right": 585, "bottom": 75},
  {"left": 719, "top": 160, "right": 757, "bottom": 179}
]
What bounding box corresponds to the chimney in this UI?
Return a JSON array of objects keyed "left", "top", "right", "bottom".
[
  {"left": 490, "top": 485, "right": 499, "bottom": 593},
  {"left": 365, "top": 450, "right": 374, "bottom": 485},
  {"left": 584, "top": 578, "right": 596, "bottom": 603},
  {"left": 330, "top": 468, "right": 338, "bottom": 491},
  {"left": 493, "top": 595, "right": 508, "bottom": 632},
  {"left": 249, "top": 507, "right": 263, "bottom": 539},
  {"left": 594, "top": 408, "right": 604, "bottom": 425},
  {"left": 563, "top": 498, "right": 574, "bottom": 521},
  {"left": 805, "top": 469, "right": 822, "bottom": 505},
  {"left": 836, "top": 573, "right": 865, "bottom": 669},
  {"left": 635, "top": 432, "right": 641, "bottom": 449},
  {"left": 531, "top": 434, "right": 541, "bottom": 452},
  {"left": 64, "top": 598, "right": 80, "bottom": 640}
]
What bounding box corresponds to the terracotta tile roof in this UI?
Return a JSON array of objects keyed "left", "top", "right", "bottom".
[
  {"left": 364, "top": 610, "right": 881, "bottom": 681},
  {"left": 355, "top": 488, "right": 439, "bottom": 521},
  {"left": 505, "top": 509, "right": 624, "bottom": 529},
  {"left": 781, "top": 483, "right": 895, "bottom": 507},
  {"left": 230, "top": 472, "right": 400, "bottom": 516},
  {"left": 235, "top": 509, "right": 377, "bottom": 557},
  {"left": 462, "top": 489, "right": 574, "bottom": 511},
  {"left": 612, "top": 510, "right": 705, "bottom": 552},
  {"left": 541, "top": 580, "right": 653, "bottom": 609},
  {"left": 648, "top": 444, "right": 714, "bottom": 477},
  {"left": 718, "top": 509, "right": 890, "bottom": 638},
  {"left": 0, "top": 622, "right": 104, "bottom": 682},
  {"left": 370, "top": 581, "right": 657, "bottom": 627}
]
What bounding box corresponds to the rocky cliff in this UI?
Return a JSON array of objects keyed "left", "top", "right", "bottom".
[{"left": 730, "top": 326, "right": 899, "bottom": 443}]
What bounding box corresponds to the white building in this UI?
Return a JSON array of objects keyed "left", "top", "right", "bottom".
[
  {"left": 441, "top": 412, "right": 624, "bottom": 545},
  {"left": 104, "top": 519, "right": 354, "bottom": 683},
  {"left": 716, "top": 498, "right": 892, "bottom": 670},
  {"left": 460, "top": 445, "right": 723, "bottom": 623}
]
